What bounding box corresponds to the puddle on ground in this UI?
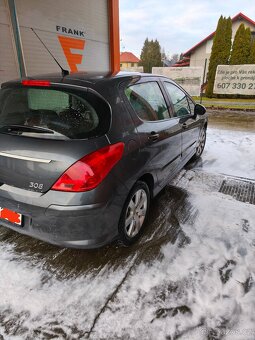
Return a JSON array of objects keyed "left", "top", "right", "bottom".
[{"left": 208, "top": 111, "right": 255, "bottom": 132}]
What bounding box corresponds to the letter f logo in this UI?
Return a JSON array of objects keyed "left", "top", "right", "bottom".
[{"left": 58, "top": 36, "right": 86, "bottom": 72}]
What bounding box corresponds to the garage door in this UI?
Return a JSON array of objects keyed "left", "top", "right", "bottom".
[
  {"left": 0, "top": 0, "right": 19, "bottom": 84},
  {"left": 15, "top": 0, "right": 111, "bottom": 75}
]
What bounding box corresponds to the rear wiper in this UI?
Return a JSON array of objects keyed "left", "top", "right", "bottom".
[{"left": 0, "top": 125, "right": 55, "bottom": 134}]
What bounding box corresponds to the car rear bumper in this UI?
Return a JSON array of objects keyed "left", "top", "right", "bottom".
[{"left": 0, "top": 185, "right": 126, "bottom": 249}]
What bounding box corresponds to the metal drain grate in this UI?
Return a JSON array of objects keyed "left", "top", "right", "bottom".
[{"left": 219, "top": 179, "right": 255, "bottom": 205}]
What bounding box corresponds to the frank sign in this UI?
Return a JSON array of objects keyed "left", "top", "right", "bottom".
[
  {"left": 0, "top": 0, "right": 120, "bottom": 83},
  {"left": 58, "top": 36, "right": 86, "bottom": 72}
]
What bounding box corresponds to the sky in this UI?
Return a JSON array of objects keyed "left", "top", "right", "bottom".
[{"left": 119, "top": 0, "right": 255, "bottom": 58}]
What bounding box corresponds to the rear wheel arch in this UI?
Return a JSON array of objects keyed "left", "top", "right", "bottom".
[
  {"left": 192, "top": 125, "right": 206, "bottom": 160},
  {"left": 137, "top": 173, "right": 154, "bottom": 198},
  {"left": 118, "top": 180, "right": 150, "bottom": 245},
  {"left": 117, "top": 174, "right": 154, "bottom": 245}
]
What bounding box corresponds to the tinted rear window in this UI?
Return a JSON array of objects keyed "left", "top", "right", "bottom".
[{"left": 0, "top": 87, "right": 111, "bottom": 139}]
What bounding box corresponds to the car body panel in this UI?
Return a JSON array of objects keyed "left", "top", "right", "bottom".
[
  {"left": 179, "top": 115, "right": 202, "bottom": 161},
  {"left": 160, "top": 78, "right": 205, "bottom": 162},
  {"left": 0, "top": 133, "right": 110, "bottom": 193},
  {"left": 0, "top": 72, "right": 207, "bottom": 248},
  {"left": 119, "top": 76, "right": 182, "bottom": 189}
]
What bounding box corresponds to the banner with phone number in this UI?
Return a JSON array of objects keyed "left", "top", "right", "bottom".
[{"left": 214, "top": 64, "right": 255, "bottom": 95}]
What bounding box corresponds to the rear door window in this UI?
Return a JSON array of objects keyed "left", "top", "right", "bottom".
[
  {"left": 0, "top": 87, "right": 111, "bottom": 140},
  {"left": 125, "top": 82, "right": 170, "bottom": 121}
]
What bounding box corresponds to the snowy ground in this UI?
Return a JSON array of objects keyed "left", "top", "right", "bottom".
[
  {"left": 192, "top": 127, "right": 255, "bottom": 178},
  {"left": 0, "top": 123, "right": 255, "bottom": 340}
]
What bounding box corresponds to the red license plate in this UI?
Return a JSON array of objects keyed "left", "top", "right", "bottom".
[{"left": 0, "top": 207, "right": 22, "bottom": 226}]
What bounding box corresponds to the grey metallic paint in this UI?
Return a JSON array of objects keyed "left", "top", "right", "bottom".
[{"left": 0, "top": 72, "right": 207, "bottom": 248}]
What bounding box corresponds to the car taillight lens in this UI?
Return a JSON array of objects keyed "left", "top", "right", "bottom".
[{"left": 51, "top": 142, "right": 125, "bottom": 192}]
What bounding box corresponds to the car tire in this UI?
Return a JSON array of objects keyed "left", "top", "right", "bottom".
[
  {"left": 192, "top": 127, "right": 206, "bottom": 160},
  {"left": 118, "top": 181, "right": 150, "bottom": 246}
]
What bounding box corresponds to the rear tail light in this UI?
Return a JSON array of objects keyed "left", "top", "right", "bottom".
[
  {"left": 51, "top": 142, "right": 125, "bottom": 192},
  {"left": 22, "top": 80, "right": 51, "bottom": 87}
]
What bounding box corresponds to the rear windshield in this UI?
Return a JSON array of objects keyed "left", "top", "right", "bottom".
[{"left": 0, "top": 87, "right": 111, "bottom": 140}]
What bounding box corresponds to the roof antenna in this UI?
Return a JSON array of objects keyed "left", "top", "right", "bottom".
[{"left": 30, "top": 28, "right": 69, "bottom": 77}]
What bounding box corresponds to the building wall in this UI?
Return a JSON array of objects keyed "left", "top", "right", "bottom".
[
  {"left": 120, "top": 66, "right": 143, "bottom": 72},
  {"left": 232, "top": 19, "right": 255, "bottom": 37},
  {"left": 189, "top": 44, "right": 209, "bottom": 71},
  {"left": 120, "top": 62, "right": 139, "bottom": 68},
  {"left": 189, "top": 19, "right": 255, "bottom": 78}
]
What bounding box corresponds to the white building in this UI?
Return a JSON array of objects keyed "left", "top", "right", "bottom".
[{"left": 183, "top": 13, "right": 255, "bottom": 73}]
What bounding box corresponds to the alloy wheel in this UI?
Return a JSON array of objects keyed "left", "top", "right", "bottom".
[
  {"left": 196, "top": 129, "right": 206, "bottom": 157},
  {"left": 125, "top": 189, "right": 148, "bottom": 238}
]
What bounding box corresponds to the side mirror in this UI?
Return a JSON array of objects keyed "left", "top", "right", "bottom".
[{"left": 194, "top": 103, "right": 206, "bottom": 116}]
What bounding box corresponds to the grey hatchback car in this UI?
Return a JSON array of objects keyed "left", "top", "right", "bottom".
[{"left": 0, "top": 72, "right": 207, "bottom": 248}]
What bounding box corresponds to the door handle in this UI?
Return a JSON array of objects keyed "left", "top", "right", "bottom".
[
  {"left": 182, "top": 123, "right": 188, "bottom": 129},
  {"left": 148, "top": 132, "right": 159, "bottom": 142}
]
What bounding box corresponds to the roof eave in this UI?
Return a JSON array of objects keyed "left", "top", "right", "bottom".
[{"left": 183, "top": 12, "right": 255, "bottom": 57}]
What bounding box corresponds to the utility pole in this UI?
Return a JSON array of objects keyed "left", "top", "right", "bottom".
[
  {"left": 7, "top": 0, "right": 26, "bottom": 78},
  {"left": 200, "top": 58, "right": 207, "bottom": 104}
]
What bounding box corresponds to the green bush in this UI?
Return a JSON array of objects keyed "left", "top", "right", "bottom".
[{"left": 206, "top": 16, "right": 232, "bottom": 98}]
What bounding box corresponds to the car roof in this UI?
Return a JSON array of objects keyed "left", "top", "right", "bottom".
[{"left": 1, "top": 71, "right": 172, "bottom": 88}]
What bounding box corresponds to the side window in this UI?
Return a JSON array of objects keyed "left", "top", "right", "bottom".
[
  {"left": 164, "top": 82, "right": 191, "bottom": 117},
  {"left": 125, "top": 82, "right": 169, "bottom": 121}
]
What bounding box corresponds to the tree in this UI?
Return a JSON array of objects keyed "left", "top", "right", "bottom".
[
  {"left": 140, "top": 38, "right": 163, "bottom": 73},
  {"left": 161, "top": 48, "right": 170, "bottom": 67},
  {"left": 230, "top": 24, "right": 251, "bottom": 64},
  {"left": 161, "top": 47, "right": 166, "bottom": 60},
  {"left": 169, "top": 53, "right": 179, "bottom": 66},
  {"left": 249, "top": 40, "right": 255, "bottom": 64},
  {"left": 206, "top": 16, "right": 232, "bottom": 97},
  {"left": 224, "top": 17, "right": 233, "bottom": 63},
  {"left": 245, "top": 28, "right": 253, "bottom": 63},
  {"left": 139, "top": 38, "right": 148, "bottom": 71},
  {"left": 153, "top": 39, "right": 163, "bottom": 68}
]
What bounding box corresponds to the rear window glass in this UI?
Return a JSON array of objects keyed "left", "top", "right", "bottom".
[{"left": 0, "top": 87, "right": 111, "bottom": 140}]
